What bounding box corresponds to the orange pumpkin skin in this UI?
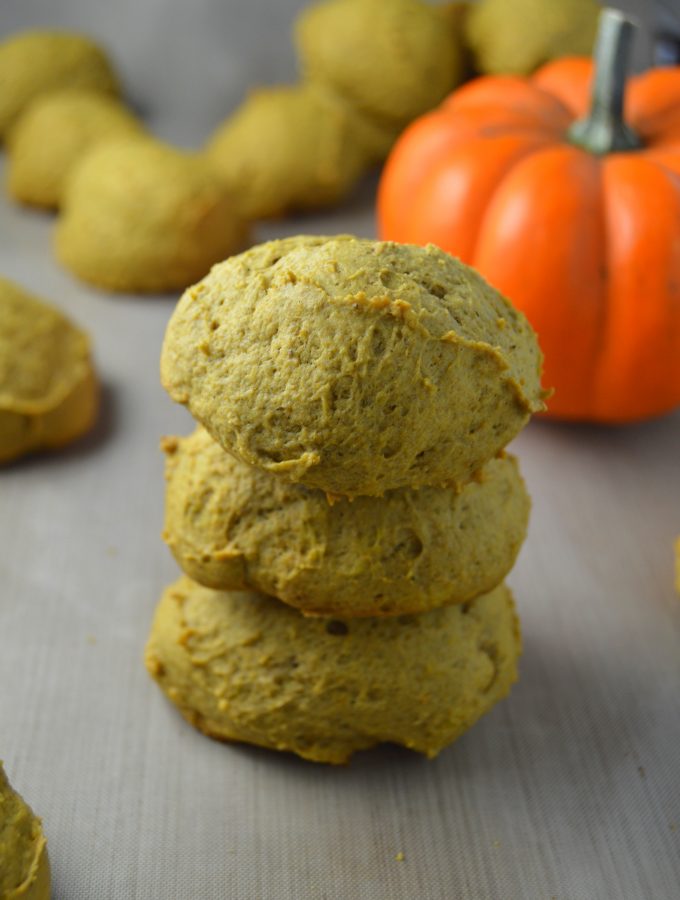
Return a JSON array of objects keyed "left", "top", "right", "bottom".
[{"left": 377, "top": 60, "right": 680, "bottom": 422}]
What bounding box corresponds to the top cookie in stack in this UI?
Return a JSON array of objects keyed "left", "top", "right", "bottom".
[{"left": 161, "top": 235, "right": 544, "bottom": 498}]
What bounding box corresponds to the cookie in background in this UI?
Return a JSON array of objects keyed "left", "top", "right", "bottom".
[
  {"left": 0, "top": 278, "right": 98, "bottom": 464},
  {"left": 55, "top": 137, "right": 248, "bottom": 294},
  {"left": 0, "top": 30, "right": 120, "bottom": 141},
  {"left": 465, "top": 0, "right": 601, "bottom": 75},
  {"left": 204, "top": 83, "right": 369, "bottom": 220},
  {"left": 6, "top": 89, "right": 144, "bottom": 210},
  {"left": 295, "top": 0, "right": 464, "bottom": 145}
]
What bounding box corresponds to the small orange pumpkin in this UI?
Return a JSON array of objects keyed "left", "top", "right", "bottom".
[{"left": 378, "top": 10, "right": 680, "bottom": 422}]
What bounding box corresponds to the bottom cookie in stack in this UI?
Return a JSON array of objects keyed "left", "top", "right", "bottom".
[{"left": 145, "top": 576, "right": 520, "bottom": 764}]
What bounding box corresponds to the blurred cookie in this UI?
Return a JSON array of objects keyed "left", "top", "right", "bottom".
[
  {"left": 465, "top": 0, "right": 600, "bottom": 76},
  {"left": 7, "top": 88, "right": 143, "bottom": 209},
  {"left": 0, "top": 278, "right": 98, "bottom": 464},
  {"left": 55, "top": 137, "right": 247, "bottom": 293},
  {"left": 296, "top": 0, "right": 462, "bottom": 135},
  {"left": 0, "top": 30, "right": 119, "bottom": 141},
  {"left": 161, "top": 235, "right": 544, "bottom": 496},
  {"left": 205, "top": 83, "right": 368, "bottom": 219},
  {"left": 162, "top": 427, "right": 530, "bottom": 616},
  {"left": 145, "top": 575, "right": 520, "bottom": 763},
  {"left": 0, "top": 761, "right": 50, "bottom": 900}
]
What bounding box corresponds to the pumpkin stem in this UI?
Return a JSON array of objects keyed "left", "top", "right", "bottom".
[{"left": 568, "top": 8, "right": 642, "bottom": 154}]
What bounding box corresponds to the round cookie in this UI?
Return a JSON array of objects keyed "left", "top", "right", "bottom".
[
  {"left": 205, "top": 83, "right": 369, "bottom": 219},
  {"left": 0, "top": 762, "right": 51, "bottom": 900},
  {"left": 55, "top": 137, "right": 247, "bottom": 293},
  {"left": 162, "top": 427, "right": 530, "bottom": 616},
  {"left": 145, "top": 576, "right": 520, "bottom": 764},
  {"left": 0, "top": 278, "right": 98, "bottom": 464},
  {"left": 0, "top": 30, "right": 119, "bottom": 141},
  {"left": 295, "top": 0, "right": 461, "bottom": 128},
  {"left": 161, "top": 235, "right": 545, "bottom": 496},
  {"left": 465, "top": 0, "right": 600, "bottom": 76},
  {"left": 7, "top": 89, "right": 144, "bottom": 210}
]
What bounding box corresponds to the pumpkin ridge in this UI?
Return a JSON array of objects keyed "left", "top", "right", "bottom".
[
  {"left": 468, "top": 139, "right": 561, "bottom": 265},
  {"left": 593, "top": 155, "right": 680, "bottom": 420},
  {"left": 471, "top": 144, "right": 606, "bottom": 417},
  {"left": 409, "top": 133, "right": 555, "bottom": 259}
]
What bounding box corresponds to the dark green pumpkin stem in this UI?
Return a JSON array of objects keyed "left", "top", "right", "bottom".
[{"left": 568, "top": 7, "right": 642, "bottom": 155}]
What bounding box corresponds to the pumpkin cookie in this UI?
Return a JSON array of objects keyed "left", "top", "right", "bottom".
[
  {"left": 465, "top": 0, "right": 600, "bottom": 76},
  {"left": 7, "top": 89, "right": 144, "bottom": 210},
  {"left": 295, "top": 0, "right": 462, "bottom": 133},
  {"left": 205, "top": 83, "right": 368, "bottom": 219},
  {"left": 55, "top": 137, "right": 247, "bottom": 293},
  {"left": 0, "top": 762, "right": 51, "bottom": 900},
  {"left": 162, "top": 427, "right": 530, "bottom": 616},
  {"left": 0, "top": 278, "right": 98, "bottom": 464},
  {"left": 145, "top": 575, "right": 520, "bottom": 764},
  {"left": 0, "top": 30, "right": 119, "bottom": 141},
  {"left": 161, "top": 235, "right": 544, "bottom": 496}
]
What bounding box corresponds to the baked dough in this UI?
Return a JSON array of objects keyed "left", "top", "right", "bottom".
[
  {"left": 145, "top": 576, "right": 521, "bottom": 763},
  {"left": 296, "top": 0, "right": 461, "bottom": 127},
  {"left": 162, "top": 427, "right": 530, "bottom": 616},
  {"left": 0, "top": 30, "right": 119, "bottom": 141},
  {"left": 0, "top": 278, "right": 98, "bottom": 464},
  {"left": 55, "top": 137, "right": 247, "bottom": 293},
  {"left": 7, "top": 88, "right": 143, "bottom": 209},
  {"left": 161, "top": 235, "right": 544, "bottom": 496},
  {"left": 465, "top": 0, "right": 600, "bottom": 76},
  {"left": 0, "top": 762, "right": 50, "bottom": 900},
  {"left": 205, "top": 83, "right": 368, "bottom": 219}
]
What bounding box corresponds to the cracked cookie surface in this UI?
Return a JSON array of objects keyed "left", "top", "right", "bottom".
[{"left": 161, "top": 235, "right": 544, "bottom": 496}]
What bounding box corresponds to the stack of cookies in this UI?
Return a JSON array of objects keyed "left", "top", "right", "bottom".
[{"left": 146, "top": 235, "right": 545, "bottom": 764}]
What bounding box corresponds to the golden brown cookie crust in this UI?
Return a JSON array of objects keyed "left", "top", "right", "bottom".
[
  {"left": 145, "top": 576, "right": 521, "bottom": 764},
  {"left": 162, "top": 427, "right": 530, "bottom": 616},
  {"left": 161, "top": 235, "right": 545, "bottom": 496}
]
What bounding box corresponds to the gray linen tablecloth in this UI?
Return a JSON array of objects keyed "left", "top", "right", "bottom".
[{"left": 1, "top": 2, "right": 678, "bottom": 897}]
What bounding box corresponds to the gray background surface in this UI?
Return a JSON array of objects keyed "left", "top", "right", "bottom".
[{"left": 1, "top": 2, "right": 679, "bottom": 898}]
